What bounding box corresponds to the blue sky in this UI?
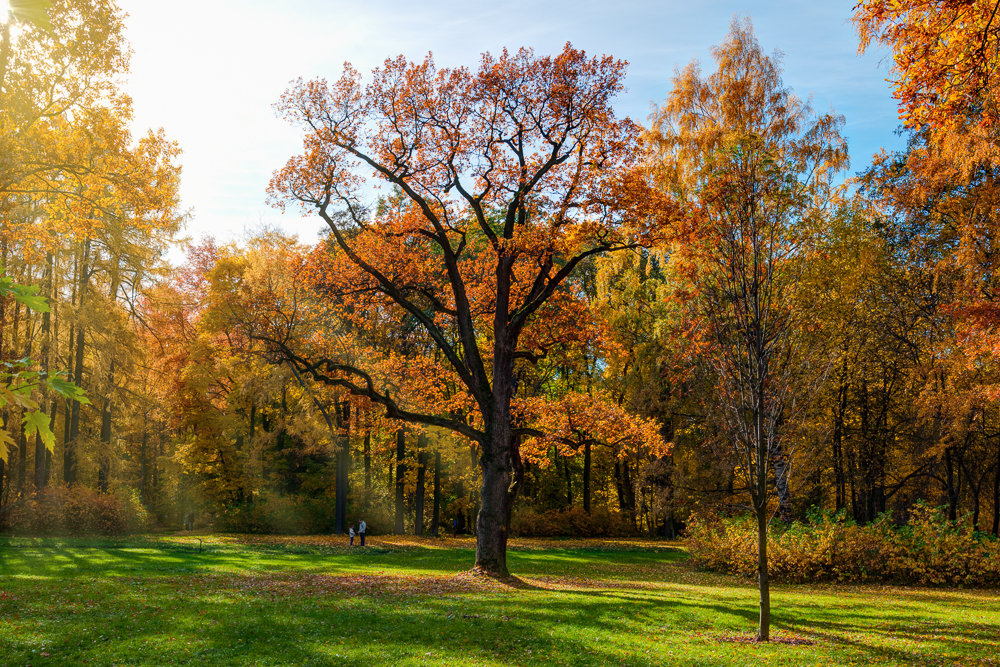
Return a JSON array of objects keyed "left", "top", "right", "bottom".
[{"left": 121, "top": 0, "right": 903, "bottom": 252}]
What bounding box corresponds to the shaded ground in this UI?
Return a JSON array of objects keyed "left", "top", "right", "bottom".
[{"left": 0, "top": 534, "right": 997, "bottom": 665}]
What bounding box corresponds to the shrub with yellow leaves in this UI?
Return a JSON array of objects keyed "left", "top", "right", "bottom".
[{"left": 687, "top": 503, "right": 1000, "bottom": 586}]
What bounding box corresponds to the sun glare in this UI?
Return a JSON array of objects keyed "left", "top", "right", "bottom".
[{"left": 0, "top": 1, "right": 11, "bottom": 25}]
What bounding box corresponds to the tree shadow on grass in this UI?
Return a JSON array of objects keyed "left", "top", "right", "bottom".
[
  {"left": 516, "top": 577, "right": 1000, "bottom": 663},
  {"left": 4, "top": 538, "right": 998, "bottom": 665},
  {"left": 4, "top": 570, "right": 997, "bottom": 666},
  {"left": 4, "top": 583, "right": 666, "bottom": 666}
]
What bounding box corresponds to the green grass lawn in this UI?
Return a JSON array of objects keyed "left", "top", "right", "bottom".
[{"left": 1, "top": 534, "right": 998, "bottom": 665}]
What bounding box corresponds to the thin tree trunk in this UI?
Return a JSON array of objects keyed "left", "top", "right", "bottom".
[
  {"left": 773, "top": 441, "right": 792, "bottom": 522},
  {"left": 97, "top": 359, "right": 114, "bottom": 493},
  {"left": 363, "top": 429, "right": 371, "bottom": 496},
  {"left": 394, "top": 427, "right": 406, "bottom": 534},
  {"left": 614, "top": 460, "right": 626, "bottom": 515},
  {"left": 414, "top": 436, "right": 428, "bottom": 536},
  {"left": 335, "top": 401, "right": 349, "bottom": 534},
  {"left": 43, "top": 422, "right": 52, "bottom": 485},
  {"left": 583, "top": 440, "right": 592, "bottom": 513},
  {"left": 945, "top": 447, "right": 959, "bottom": 521},
  {"left": 45, "top": 254, "right": 59, "bottom": 487},
  {"left": 139, "top": 414, "right": 149, "bottom": 506},
  {"left": 992, "top": 436, "right": 1000, "bottom": 537},
  {"left": 152, "top": 426, "right": 163, "bottom": 514},
  {"left": 756, "top": 502, "right": 770, "bottom": 641},
  {"left": 622, "top": 459, "right": 636, "bottom": 523},
  {"left": 34, "top": 411, "right": 51, "bottom": 490},
  {"left": 563, "top": 456, "right": 573, "bottom": 506},
  {"left": 11, "top": 290, "right": 27, "bottom": 494},
  {"left": 455, "top": 479, "right": 466, "bottom": 534},
  {"left": 65, "top": 318, "right": 86, "bottom": 485},
  {"left": 65, "top": 239, "right": 90, "bottom": 486},
  {"left": 97, "top": 272, "right": 120, "bottom": 493},
  {"left": 62, "top": 321, "right": 73, "bottom": 462},
  {"left": 34, "top": 254, "right": 54, "bottom": 491},
  {"left": 972, "top": 482, "right": 981, "bottom": 532},
  {"left": 432, "top": 449, "right": 441, "bottom": 537},
  {"left": 832, "top": 368, "right": 847, "bottom": 511},
  {"left": 15, "top": 425, "right": 27, "bottom": 495}
]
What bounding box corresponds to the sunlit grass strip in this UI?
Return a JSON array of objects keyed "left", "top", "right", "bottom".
[{"left": 1, "top": 536, "right": 997, "bottom": 665}]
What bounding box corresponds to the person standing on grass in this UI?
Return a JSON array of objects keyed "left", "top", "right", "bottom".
[
  {"left": 349, "top": 525, "right": 355, "bottom": 547},
  {"left": 359, "top": 519, "right": 366, "bottom": 546}
]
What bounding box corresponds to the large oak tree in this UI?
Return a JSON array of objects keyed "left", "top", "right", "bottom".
[{"left": 268, "top": 44, "right": 669, "bottom": 576}]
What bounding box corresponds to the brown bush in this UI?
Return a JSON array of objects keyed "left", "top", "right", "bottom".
[
  {"left": 686, "top": 504, "right": 1000, "bottom": 586},
  {"left": 6, "top": 484, "right": 151, "bottom": 536},
  {"left": 510, "top": 506, "right": 638, "bottom": 537},
  {"left": 216, "top": 495, "right": 340, "bottom": 534}
]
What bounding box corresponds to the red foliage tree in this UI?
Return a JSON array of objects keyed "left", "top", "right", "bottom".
[{"left": 268, "top": 44, "right": 671, "bottom": 576}]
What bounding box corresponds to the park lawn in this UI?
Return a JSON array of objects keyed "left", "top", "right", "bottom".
[{"left": 0, "top": 535, "right": 997, "bottom": 666}]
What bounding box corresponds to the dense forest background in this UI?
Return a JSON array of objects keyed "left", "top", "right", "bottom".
[{"left": 3, "top": 0, "right": 1000, "bottom": 542}]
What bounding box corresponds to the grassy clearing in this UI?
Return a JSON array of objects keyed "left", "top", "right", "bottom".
[{"left": 1, "top": 534, "right": 998, "bottom": 665}]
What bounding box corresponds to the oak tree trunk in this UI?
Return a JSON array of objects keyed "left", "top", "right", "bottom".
[{"left": 475, "top": 440, "right": 512, "bottom": 576}]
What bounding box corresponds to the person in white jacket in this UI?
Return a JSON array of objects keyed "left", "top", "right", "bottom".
[{"left": 348, "top": 525, "right": 356, "bottom": 547}]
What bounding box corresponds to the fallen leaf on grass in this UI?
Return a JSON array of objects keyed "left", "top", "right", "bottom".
[
  {"left": 716, "top": 632, "right": 816, "bottom": 646},
  {"left": 169, "top": 571, "right": 509, "bottom": 600}
]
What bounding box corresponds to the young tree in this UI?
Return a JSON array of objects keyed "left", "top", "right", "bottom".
[
  {"left": 645, "top": 20, "right": 847, "bottom": 640},
  {"left": 269, "top": 45, "right": 669, "bottom": 576}
]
